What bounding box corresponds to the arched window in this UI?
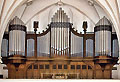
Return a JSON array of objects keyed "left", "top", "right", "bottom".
[
  {"left": 88, "top": 65, "right": 92, "bottom": 70},
  {"left": 28, "top": 65, "right": 32, "bottom": 69}
]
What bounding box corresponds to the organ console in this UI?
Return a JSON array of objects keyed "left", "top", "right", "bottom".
[{"left": 1, "top": 8, "right": 119, "bottom": 79}]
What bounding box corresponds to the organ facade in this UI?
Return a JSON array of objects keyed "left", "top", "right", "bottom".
[{"left": 1, "top": 8, "right": 119, "bottom": 79}]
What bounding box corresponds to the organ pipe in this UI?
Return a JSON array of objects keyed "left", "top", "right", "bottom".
[
  {"left": 1, "top": 39, "right": 8, "bottom": 57},
  {"left": 27, "top": 39, "right": 34, "bottom": 57},
  {"left": 50, "top": 8, "right": 70, "bottom": 56},
  {"left": 9, "top": 16, "right": 26, "bottom": 56},
  {"left": 95, "top": 16, "right": 112, "bottom": 56}
]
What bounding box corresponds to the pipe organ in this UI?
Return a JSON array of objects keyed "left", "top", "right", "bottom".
[{"left": 1, "top": 8, "right": 119, "bottom": 79}]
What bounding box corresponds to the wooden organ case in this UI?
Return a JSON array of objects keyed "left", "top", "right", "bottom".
[{"left": 1, "top": 8, "right": 119, "bottom": 79}]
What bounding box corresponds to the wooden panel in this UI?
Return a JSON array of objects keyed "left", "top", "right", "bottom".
[
  {"left": 43, "top": 74, "right": 52, "bottom": 79},
  {"left": 33, "top": 70, "right": 39, "bottom": 79},
  {"left": 95, "top": 70, "right": 102, "bottom": 79},
  {"left": 104, "top": 70, "right": 110, "bottom": 79},
  {"left": 18, "top": 64, "right": 25, "bottom": 78},
  {"left": 18, "top": 69, "right": 24, "bottom": 78},
  {"left": 7, "top": 64, "right": 16, "bottom": 79},
  {"left": 27, "top": 70, "right": 33, "bottom": 79},
  {"left": 87, "top": 70, "right": 93, "bottom": 79},
  {"left": 68, "top": 74, "right": 77, "bottom": 79},
  {"left": 6, "top": 59, "right": 115, "bottom": 79},
  {"left": 81, "top": 70, "right": 87, "bottom": 79}
]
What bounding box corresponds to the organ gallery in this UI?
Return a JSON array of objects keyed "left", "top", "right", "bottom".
[{"left": 1, "top": 8, "right": 119, "bottom": 79}]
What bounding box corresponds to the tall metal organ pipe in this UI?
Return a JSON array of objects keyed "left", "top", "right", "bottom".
[
  {"left": 9, "top": 16, "right": 26, "bottom": 56},
  {"left": 50, "top": 8, "right": 70, "bottom": 56},
  {"left": 94, "top": 16, "right": 112, "bottom": 56}
]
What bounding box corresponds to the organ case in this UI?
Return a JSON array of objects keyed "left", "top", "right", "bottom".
[{"left": 1, "top": 8, "right": 119, "bottom": 79}]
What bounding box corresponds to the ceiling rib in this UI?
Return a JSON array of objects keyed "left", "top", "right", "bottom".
[
  {"left": 0, "top": 0, "right": 6, "bottom": 25},
  {"left": 25, "top": 2, "right": 96, "bottom": 25},
  {"left": 105, "top": 0, "right": 119, "bottom": 25}
]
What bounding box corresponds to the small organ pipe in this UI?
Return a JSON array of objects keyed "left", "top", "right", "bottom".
[
  {"left": 56, "top": 11, "right": 57, "bottom": 56},
  {"left": 61, "top": 10, "right": 64, "bottom": 56},
  {"left": 63, "top": 12, "right": 66, "bottom": 55}
]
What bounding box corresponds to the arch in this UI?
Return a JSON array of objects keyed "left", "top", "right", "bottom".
[{"left": 25, "top": 2, "right": 96, "bottom": 25}]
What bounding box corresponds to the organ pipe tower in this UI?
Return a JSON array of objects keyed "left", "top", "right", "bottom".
[
  {"left": 8, "top": 16, "right": 26, "bottom": 64},
  {"left": 95, "top": 16, "right": 112, "bottom": 56}
]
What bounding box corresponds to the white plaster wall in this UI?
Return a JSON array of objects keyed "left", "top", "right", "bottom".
[
  {"left": 112, "top": 70, "right": 118, "bottom": 79},
  {"left": 117, "top": 64, "right": 120, "bottom": 79},
  {"left": 0, "top": 64, "right": 8, "bottom": 79},
  {"left": 2, "top": 64, "right": 8, "bottom": 79}
]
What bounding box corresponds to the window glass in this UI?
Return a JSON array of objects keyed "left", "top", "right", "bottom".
[
  {"left": 58, "top": 65, "right": 62, "bottom": 69},
  {"left": 28, "top": 65, "right": 32, "bottom": 69},
  {"left": 40, "top": 65, "right": 44, "bottom": 69},
  {"left": 82, "top": 65, "right": 86, "bottom": 69},
  {"left": 88, "top": 65, "right": 92, "bottom": 69},
  {"left": 34, "top": 64, "right": 38, "bottom": 69},
  {"left": 45, "top": 65, "right": 49, "bottom": 69},
  {"left": 76, "top": 65, "right": 81, "bottom": 69},
  {"left": 53, "top": 65, "right": 56, "bottom": 69},
  {"left": 64, "top": 65, "right": 67, "bottom": 69},
  {"left": 71, "top": 65, "right": 75, "bottom": 69}
]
